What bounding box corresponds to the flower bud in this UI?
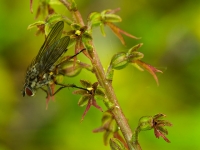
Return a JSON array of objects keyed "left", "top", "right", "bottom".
[
  {"left": 138, "top": 116, "right": 153, "bottom": 131},
  {"left": 88, "top": 12, "right": 102, "bottom": 27},
  {"left": 109, "top": 138, "right": 126, "bottom": 150},
  {"left": 58, "top": 61, "right": 82, "bottom": 77},
  {"left": 110, "top": 52, "right": 128, "bottom": 70}
]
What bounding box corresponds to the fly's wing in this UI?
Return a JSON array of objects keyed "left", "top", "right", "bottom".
[
  {"left": 34, "top": 21, "right": 64, "bottom": 66},
  {"left": 40, "top": 36, "right": 70, "bottom": 73}
]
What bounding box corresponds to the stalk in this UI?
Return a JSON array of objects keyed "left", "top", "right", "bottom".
[{"left": 59, "top": 0, "right": 134, "bottom": 149}]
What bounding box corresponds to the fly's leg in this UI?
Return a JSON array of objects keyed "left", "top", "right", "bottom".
[
  {"left": 56, "top": 48, "right": 86, "bottom": 67},
  {"left": 53, "top": 82, "right": 90, "bottom": 96},
  {"left": 40, "top": 84, "right": 55, "bottom": 97},
  {"left": 40, "top": 87, "right": 49, "bottom": 97}
]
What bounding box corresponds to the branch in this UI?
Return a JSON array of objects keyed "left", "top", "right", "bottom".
[{"left": 60, "top": 0, "right": 135, "bottom": 149}]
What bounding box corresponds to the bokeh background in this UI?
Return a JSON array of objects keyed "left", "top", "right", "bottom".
[{"left": 0, "top": 0, "right": 200, "bottom": 149}]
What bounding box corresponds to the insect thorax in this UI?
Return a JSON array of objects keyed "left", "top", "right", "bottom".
[{"left": 24, "top": 63, "right": 54, "bottom": 95}]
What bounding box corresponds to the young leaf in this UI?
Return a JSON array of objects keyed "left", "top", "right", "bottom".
[
  {"left": 135, "top": 60, "right": 163, "bottom": 85},
  {"left": 106, "top": 22, "right": 140, "bottom": 45}
]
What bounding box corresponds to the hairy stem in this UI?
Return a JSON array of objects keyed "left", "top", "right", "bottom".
[{"left": 60, "top": 0, "right": 134, "bottom": 149}]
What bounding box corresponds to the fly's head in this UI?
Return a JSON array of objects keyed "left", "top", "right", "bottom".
[{"left": 22, "top": 64, "right": 40, "bottom": 97}]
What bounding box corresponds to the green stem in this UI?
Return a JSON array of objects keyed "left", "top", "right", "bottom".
[
  {"left": 59, "top": 0, "right": 134, "bottom": 149},
  {"left": 90, "top": 44, "right": 134, "bottom": 149}
]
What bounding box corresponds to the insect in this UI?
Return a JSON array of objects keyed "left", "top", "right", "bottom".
[{"left": 22, "top": 21, "right": 86, "bottom": 97}]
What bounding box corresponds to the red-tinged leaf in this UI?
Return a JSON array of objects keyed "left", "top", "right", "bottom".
[
  {"left": 157, "top": 126, "right": 168, "bottom": 135},
  {"left": 134, "top": 142, "right": 142, "bottom": 150},
  {"left": 105, "top": 8, "right": 121, "bottom": 14},
  {"left": 154, "top": 113, "right": 166, "bottom": 120},
  {"left": 36, "top": 24, "right": 45, "bottom": 36},
  {"left": 81, "top": 99, "right": 92, "bottom": 122},
  {"left": 136, "top": 60, "right": 163, "bottom": 85},
  {"left": 92, "top": 82, "right": 99, "bottom": 91},
  {"left": 47, "top": 4, "right": 55, "bottom": 15},
  {"left": 154, "top": 128, "right": 170, "bottom": 143},
  {"left": 91, "top": 97, "right": 103, "bottom": 112},
  {"left": 106, "top": 22, "right": 140, "bottom": 45},
  {"left": 30, "top": 0, "right": 33, "bottom": 13},
  {"left": 93, "top": 126, "right": 105, "bottom": 133},
  {"left": 113, "top": 132, "right": 128, "bottom": 149},
  {"left": 35, "top": 6, "right": 41, "bottom": 20},
  {"left": 46, "top": 94, "right": 51, "bottom": 110},
  {"left": 45, "top": 94, "right": 54, "bottom": 109},
  {"left": 81, "top": 98, "right": 103, "bottom": 122},
  {"left": 45, "top": 84, "right": 55, "bottom": 109}
]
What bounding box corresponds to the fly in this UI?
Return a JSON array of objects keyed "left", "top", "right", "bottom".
[{"left": 22, "top": 21, "right": 87, "bottom": 97}]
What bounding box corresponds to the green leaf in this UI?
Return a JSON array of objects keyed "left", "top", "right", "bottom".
[
  {"left": 71, "top": 23, "right": 81, "bottom": 30},
  {"left": 95, "top": 88, "right": 105, "bottom": 97},
  {"left": 88, "top": 12, "right": 101, "bottom": 27},
  {"left": 128, "top": 52, "right": 144, "bottom": 61},
  {"left": 100, "top": 23, "right": 106, "bottom": 36},
  {"left": 80, "top": 80, "right": 92, "bottom": 88},
  {"left": 127, "top": 43, "right": 143, "bottom": 54},
  {"left": 78, "top": 95, "right": 90, "bottom": 107},
  {"left": 102, "top": 112, "right": 113, "bottom": 124},
  {"left": 110, "top": 138, "right": 126, "bottom": 150},
  {"left": 27, "top": 21, "right": 45, "bottom": 30},
  {"left": 73, "top": 89, "right": 87, "bottom": 95},
  {"left": 104, "top": 131, "right": 112, "bottom": 145},
  {"left": 103, "top": 14, "right": 122, "bottom": 23},
  {"left": 46, "top": 14, "right": 63, "bottom": 24},
  {"left": 49, "top": 0, "right": 62, "bottom": 5},
  {"left": 106, "top": 66, "right": 114, "bottom": 81},
  {"left": 70, "top": 0, "right": 77, "bottom": 11}
]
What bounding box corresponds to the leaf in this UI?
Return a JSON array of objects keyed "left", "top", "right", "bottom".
[
  {"left": 127, "top": 43, "right": 143, "bottom": 54},
  {"left": 100, "top": 23, "right": 106, "bottom": 36},
  {"left": 27, "top": 21, "right": 45, "bottom": 30},
  {"left": 80, "top": 80, "right": 92, "bottom": 88},
  {"left": 49, "top": 0, "right": 62, "bottom": 5},
  {"left": 154, "top": 128, "right": 170, "bottom": 143},
  {"left": 104, "top": 131, "right": 112, "bottom": 145},
  {"left": 73, "top": 89, "right": 87, "bottom": 95},
  {"left": 93, "top": 126, "right": 105, "bottom": 133},
  {"left": 45, "top": 84, "right": 55, "bottom": 110},
  {"left": 102, "top": 112, "right": 113, "bottom": 125},
  {"left": 81, "top": 97, "right": 103, "bottom": 122},
  {"left": 135, "top": 60, "right": 163, "bottom": 85},
  {"left": 103, "top": 14, "right": 122, "bottom": 23},
  {"left": 78, "top": 95, "right": 90, "bottom": 107},
  {"left": 95, "top": 88, "right": 105, "bottom": 97},
  {"left": 106, "top": 22, "right": 140, "bottom": 45},
  {"left": 110, "top": 138, "right": 126, "bottom": 150},
  {"left": 30, "top": 0, "right": 33, "bottom": 13}
]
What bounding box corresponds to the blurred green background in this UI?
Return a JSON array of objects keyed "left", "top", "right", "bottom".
[{"left": 0, "top": 0, "right": 200, "bottom": 149}]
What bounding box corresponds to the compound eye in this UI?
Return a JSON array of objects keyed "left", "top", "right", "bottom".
[{"left": 25, "top": 87, "right": 35, "bottom": 96}]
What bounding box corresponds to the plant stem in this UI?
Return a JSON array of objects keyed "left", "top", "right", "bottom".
[
  {"left": 90, "top": 44, "right": 134, "bottom": 150},
  {"left": 60, "top": 0, "right": 134, "bottom": 149}
]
